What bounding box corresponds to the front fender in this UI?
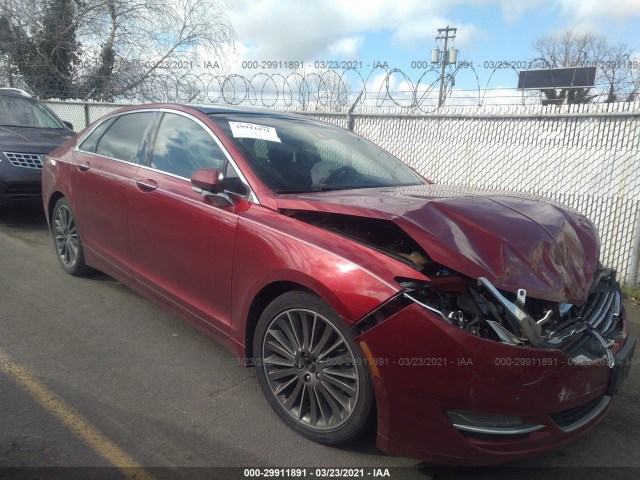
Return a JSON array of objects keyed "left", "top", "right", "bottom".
[{"left": 229, "top": 205, "right": 412, "bottom": 352}]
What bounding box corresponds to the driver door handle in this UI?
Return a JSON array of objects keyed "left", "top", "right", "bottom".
[
  {"left": 136, "top": 179, "right": 158, "bottom": 192},
  {"left": 77, "top": 162, "right": 90, "bottom": 172}
]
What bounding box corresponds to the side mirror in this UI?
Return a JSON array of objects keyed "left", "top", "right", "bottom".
[
  {"left": 191, "top": 168, "right": 222, "bottom": 193},
  {"left": 63, "top": 121, "right": 74, "bottom": 130},
  {"left": 191, "top": 168, "right": 233, "bottom": 206}
]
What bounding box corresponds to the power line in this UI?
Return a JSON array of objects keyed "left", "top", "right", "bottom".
[{"left": 433, "top": 26, "right": 458, "bottom": 108}]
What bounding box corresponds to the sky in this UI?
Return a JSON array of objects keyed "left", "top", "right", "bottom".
[{"left": 215, "top": 0, "right": 640, "bottom": 107}]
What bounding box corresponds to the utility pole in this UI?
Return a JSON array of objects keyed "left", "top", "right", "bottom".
[{"left": 433, "top": 26, "right": 457, "bottom": 108}]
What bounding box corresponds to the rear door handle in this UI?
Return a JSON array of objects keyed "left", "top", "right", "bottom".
[
  {"left": 77, "top": 162, "right": 90, "bottom": 171},
  {"left": 136, "top": 179, "right": 158, "bottom": 192}
]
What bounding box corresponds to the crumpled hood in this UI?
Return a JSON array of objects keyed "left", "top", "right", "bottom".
[
  {"left": 276, "top": 184, "right": 600, "bottom": 304},
  {"left": 0, "top": 126, "right": 74, "bottom": 153}
]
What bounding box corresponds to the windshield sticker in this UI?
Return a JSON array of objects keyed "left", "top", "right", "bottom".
[{"left": 229, "top": 121, "right": 281, "bottom": 143}]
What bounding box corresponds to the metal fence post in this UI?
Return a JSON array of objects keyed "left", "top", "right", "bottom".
[
  {"left": 82, "top": 88, "right": 98, "bottom": 128},
  {"left": 83, "top": 102, "right": 90, "bottom": 129},
  {"left": 346, "top": 92, "right": 363, "bottom": 131},
  {"left": 629, "top": 206, "right": 640, "bottom": 285}
]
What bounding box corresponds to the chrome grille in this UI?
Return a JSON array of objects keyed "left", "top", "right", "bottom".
[
  {"left": 578, "top": 289, "right": 622, "bottom": 338},
  {"left": 3, "top": 152, "right": 44, "bottom": 169}
]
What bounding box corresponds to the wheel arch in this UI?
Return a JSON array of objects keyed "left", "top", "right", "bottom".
[
  {"left": 240, "top": 264, "right": 378, "bottom": 364},
  {"left": 244, "top": 280, "right": 313, "bottom": 362},
  {"left": 47, "top": 191, "right": 65, "bottom": 230}
]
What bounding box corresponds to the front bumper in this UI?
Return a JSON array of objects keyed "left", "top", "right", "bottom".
[
  {"left": 0, "top": 180, "right": 43, "bottom": 202},
  {"left": 0, "top": 153, "right": 44, "bottom": 202},
  {"left": 356, "top": 302, "right": 634, "bottom": 465}
]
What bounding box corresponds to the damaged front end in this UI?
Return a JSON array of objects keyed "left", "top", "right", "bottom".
[
  {"left": 400, "top": 267, "right": 624, "bottom": 363},
  {"left": 284, "top": 209, "right": 625, "bottom": 363},
  {"left": 276, "top": 188, "right": 633, "bottom": 464}
]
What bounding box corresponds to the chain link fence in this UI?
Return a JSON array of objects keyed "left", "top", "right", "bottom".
[
  {"left": 347, "top": 103, "right": 640, "bottom": 285},
  {"left": 43, "top": 100, "right": 640, "bottom": 285}
]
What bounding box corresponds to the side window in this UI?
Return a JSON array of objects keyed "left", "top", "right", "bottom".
[
  {"left": 150, "top": 113, "right": 226, "bottom": 179},
  {"left": 78, "top": 118, "right": 114, "bottom": 153},
  {"left": 95, "top": 112, "right": 154, "bottom": 163}
]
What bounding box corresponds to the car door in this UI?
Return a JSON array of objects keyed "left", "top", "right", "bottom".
[
  {"left": 128, "top": 111, "right": 243, "bottom": 333},
  {"left": 70, "top": 112, "right": 156, "bottom": 278}
]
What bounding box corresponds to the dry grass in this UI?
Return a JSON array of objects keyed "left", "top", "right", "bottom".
[{"left": 622, "top": 284, "right": 640, "bottom": 305}]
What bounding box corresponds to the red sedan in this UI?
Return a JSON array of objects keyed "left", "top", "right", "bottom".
[{"left": 42, "top": 104, "right": 635, "bottom": 465}]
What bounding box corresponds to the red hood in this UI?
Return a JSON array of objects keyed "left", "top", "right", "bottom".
[{"left": 275, "top": 184, "right": 600, "bottom": 304}]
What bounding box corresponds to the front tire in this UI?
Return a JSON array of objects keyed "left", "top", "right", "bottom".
[
  {"left": 254, "top": 291, "right": 374, "bottom": 444},
  {"left": 52, "top": 197, "right": 89, "bottom": 276}
]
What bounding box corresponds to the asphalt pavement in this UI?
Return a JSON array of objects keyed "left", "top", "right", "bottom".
[{"left": 0, "top": 202, "right": 639, "bottom": 480}]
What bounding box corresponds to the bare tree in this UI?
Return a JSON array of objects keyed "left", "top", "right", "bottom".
[
  {"left": 1, "top": 0, "right": 235, "bottom": 99},
  {"left": 531, "top": 29, "right": 634, "bottom": 104},
  {"left": 1, "top": 0, "right": 79, "bottom": 97},
  {"left": 629, "top": 64, "right": 640, "bottom": 102},
  {"left": 599, "top": 42, "right": 635, "bottom": 103}
]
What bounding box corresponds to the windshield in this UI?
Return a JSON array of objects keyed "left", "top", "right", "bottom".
[
  {"left": 0, "top": 95, "right": 65, "bottom": 129},
  {"left": 209, "top": 114, "right": 424, "bottom": 193}
]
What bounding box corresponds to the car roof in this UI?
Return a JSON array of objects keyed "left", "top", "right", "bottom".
[
  {"left": 181, "top": 103, "right": 306, "bottom": 120},
  {"left": 0, "top": 88, "right": 34, "bottom": 99},
  {"left": 112, "top": 102, "right": 314, "bottom": 123}
]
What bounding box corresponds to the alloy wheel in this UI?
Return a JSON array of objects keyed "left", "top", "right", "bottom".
[
  {"left": 261, "top": 308, "right": 360, "bottom": 430},
  {"left": 54, "top": 204, "right": 79, "bottom": 268}
]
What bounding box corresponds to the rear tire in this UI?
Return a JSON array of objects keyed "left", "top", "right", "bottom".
[
  {"left": 52, "top": 197, "right": 90, "bottom": 276},
  {"left": 254, "top": 291, "right": 374, "bottom": 444}
]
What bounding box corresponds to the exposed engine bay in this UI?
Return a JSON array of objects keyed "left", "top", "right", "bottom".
[
  {"left": 399, "top": 269, "right": 622, "bottom": 362},
  {"left": 283, "top": 210, "right": 437, "bottom": 272},
  {"left": 286, "top": 210, "right": 623, "bottom": 359}
]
